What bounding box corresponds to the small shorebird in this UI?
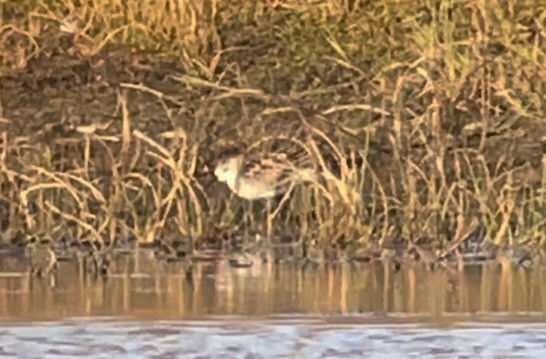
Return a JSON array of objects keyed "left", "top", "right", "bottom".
[
  {"left": 214, "top": 150, "right": 318, "bottom": 200},
  {"left": 213, "top": 148, "right": 319, "bottom": 239}
]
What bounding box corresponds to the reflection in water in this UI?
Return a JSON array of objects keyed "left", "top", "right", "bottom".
[{"left": 0, "top": 250, "right": 545, "bottom": 321}]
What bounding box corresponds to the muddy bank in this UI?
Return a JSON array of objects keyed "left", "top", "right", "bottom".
[{"left": 1, "top": 1, "right": 545, "bottom": 260}]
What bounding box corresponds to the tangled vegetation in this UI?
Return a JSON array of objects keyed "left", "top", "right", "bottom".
[{"left": 0, "top": 0, "right": 545, "bottom": 259}]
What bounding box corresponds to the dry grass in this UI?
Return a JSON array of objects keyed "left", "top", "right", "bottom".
[{"left": 0, "top": 0, "right": 545, "bottom": 254}]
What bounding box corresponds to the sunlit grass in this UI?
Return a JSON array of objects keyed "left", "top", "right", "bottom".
[{"left": 0, "top": 0, "right": 544, "bottom": 254}]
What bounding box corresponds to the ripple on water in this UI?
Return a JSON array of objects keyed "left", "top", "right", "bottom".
[{"left": 0, "top": 319, "right": 546, "bottom": 358}]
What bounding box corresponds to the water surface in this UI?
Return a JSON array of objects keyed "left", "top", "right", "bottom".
[{"left": 1, "top": 250, "right": 546, "bottom": 357}]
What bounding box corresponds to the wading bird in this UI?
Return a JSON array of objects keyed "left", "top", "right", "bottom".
[{"left": 213, "top": 147, "right": 319, "bottom": 240}]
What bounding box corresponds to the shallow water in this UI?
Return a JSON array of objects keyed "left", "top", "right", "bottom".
[
  {"left": 1, "top": 250, "right": 546, "bottom": 357},
  {"left": 3, "top": 319, "right": 546, "bottom": 358}
]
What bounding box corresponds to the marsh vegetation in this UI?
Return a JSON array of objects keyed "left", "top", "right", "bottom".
[{"left": 0, "top": 0, "right": 545, "bottom": 267}]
